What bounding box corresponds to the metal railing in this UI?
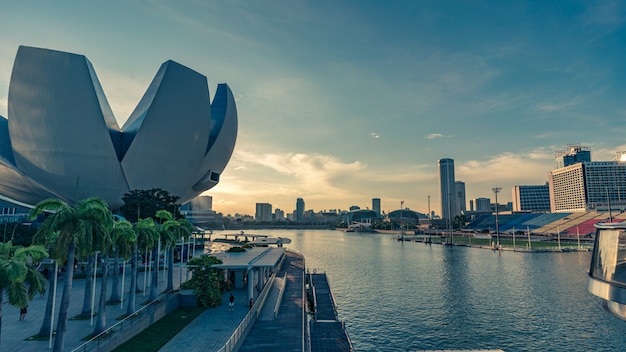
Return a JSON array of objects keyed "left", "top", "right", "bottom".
[
  {"left": 216, "top": 272, "right": 276, "bottom": 352},
  {"left": 71, "top": 289, "right": 180, "bottom": 352},
  {"left": 274, "top": 273, "right": 287, "bottom": 319}
]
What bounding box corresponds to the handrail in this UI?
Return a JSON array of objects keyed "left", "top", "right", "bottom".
[
  {"left": 71, "top": 289, "right": 180, "bottom": 352},
  {"left": 216, "top": 272, "right": 275, "bottom": 352},
  {"left": 273, "top": 273, "right": 287, "bottom": 319}
]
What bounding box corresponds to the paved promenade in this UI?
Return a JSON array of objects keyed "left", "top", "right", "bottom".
[
  {"left": 1, "top": 262, "right": 187, "bottom": 352},
  {"left": 161, "top": 250, "right": 306, "bottom": 352},
  {"left": 1, "top": 249, "right": 334, "bottom": 352}
]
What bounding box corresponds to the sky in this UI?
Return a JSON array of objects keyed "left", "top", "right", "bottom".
[{"left": 1, "top": 1, "right": 626, "bottom": 216}]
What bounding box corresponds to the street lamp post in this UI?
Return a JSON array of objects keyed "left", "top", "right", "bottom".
[
  {"left": 492, "top": 187, "right": 501, "bottom": 249},
  {"left": 400, "top": 201, "right": 404, "bottom": 241}
]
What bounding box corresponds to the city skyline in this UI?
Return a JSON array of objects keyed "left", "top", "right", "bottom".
[{"left": 2, "top": 2, "right": 626, "bottom": 215}]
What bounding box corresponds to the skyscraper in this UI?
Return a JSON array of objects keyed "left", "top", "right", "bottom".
[
  {"left": 455, "top": 181, "right": 466, "bottom": 214},
  {"left": 296, "top": 198, "right": 305, "bottom": 221},
  {"left": 438, "top": 158, "right": 459, "bottom": 220},
  {"left": 255, "top": 203, "right": 272, "bottom": 221},
  {"left": 372, "top": 198, "right": 381, "bottom": 215}
]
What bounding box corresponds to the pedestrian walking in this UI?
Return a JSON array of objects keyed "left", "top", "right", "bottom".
[
  {"left": 229, "top": 293, "right": 235, "bottom": 311},
  {"left": 19, "top": 305, "right": 28, "bottom": 320}
]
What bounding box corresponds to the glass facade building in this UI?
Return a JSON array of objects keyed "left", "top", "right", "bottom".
[{"left": 512, "top": 184, "right": 551, "bottom": 212}]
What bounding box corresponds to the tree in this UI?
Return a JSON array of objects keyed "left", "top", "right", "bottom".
[
  {"left": 94, "top": 219, "right": 135, "bottom": 336},
  {"left": 180, "top": 255, "right": 224, "bottom": 307},
  {"left": 118, "top": 189, "right": 181, "bottom": 223},
  {"left": 126, "top": 218, "right": 158, "bottom": 316},
  {"left": 162, "top": 218, "right": 192, "bottom": 291},
  {"left": 0, "top": 241, "right": 47, "bottom": 348},
  {"left": 30, "top": 197, "right": 113, "bottom": 352},
  {"left": 108, "top": 220, "right": 135, "bottom": 303}
]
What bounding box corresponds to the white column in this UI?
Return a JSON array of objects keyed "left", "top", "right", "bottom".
[{"left": 247, "top": 267, "right": 254, "bottom": 301}]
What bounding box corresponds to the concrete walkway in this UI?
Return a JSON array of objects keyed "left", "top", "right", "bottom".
[
  {"left": 1, "top": 261, "right": 188, "bottom": 352},
  {"left": 158, "top": 287, "right": 253, "bottom": 352}
]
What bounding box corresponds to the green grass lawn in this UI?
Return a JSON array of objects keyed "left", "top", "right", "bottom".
[{"left": 112, "top": 306, "right": 205, "bottom": 352}]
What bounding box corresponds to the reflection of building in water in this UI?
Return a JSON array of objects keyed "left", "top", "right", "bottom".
[{"left": 588, "top": 222, "right": 626, "bottom": 320}]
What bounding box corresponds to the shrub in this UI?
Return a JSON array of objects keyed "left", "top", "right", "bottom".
[
  {"left": 183, "top": 255, "right": 224, "bottom": 307},
  {"left": 227, "top": 246, "right": 246, "bottom": 252}
]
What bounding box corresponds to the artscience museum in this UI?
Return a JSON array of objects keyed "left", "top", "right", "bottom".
[{"left": 0, "top": 46, "right": 237, "bottom": 208}]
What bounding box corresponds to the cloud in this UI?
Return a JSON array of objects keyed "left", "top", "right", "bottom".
[
  {"left": 425, "top": 133, "right": 444, "bottom": 139},
  {"left": 535, "top": 98, "right": 581, "bottom": 113},
  {"left": 0, "top": 97, "right": 6, "bottom": 117}
]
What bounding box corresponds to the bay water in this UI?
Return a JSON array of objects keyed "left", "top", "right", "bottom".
[{"left": 248, "top": 229, "right": 626, "bottom": 352}]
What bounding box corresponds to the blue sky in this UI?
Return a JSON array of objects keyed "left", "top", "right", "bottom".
[{"left": 1, "top": 1, "right": 626, "bottom": 216}]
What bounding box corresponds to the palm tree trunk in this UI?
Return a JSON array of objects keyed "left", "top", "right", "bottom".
[
  {"left": 166, "top": 246, "right": 174, "bottom": 291},
  {"left": 109, "top": 248, "right": 120, "bottom": 303},
  {"left": 80, "top": 254, "right": 95, "bottom": 317},
  {"left": 93, "top": 253, "right": 109, "bottom": 335},
  {"left": 53, "top": 240, "right": 77, "bottom": 352},
  {"left": 0, "top": 288, "right": 4, "bottom": 348},
  {"left": 37, "top": 273, "right": 56, "bottom": 336},
  {"left": 149, "top": 247, "right": 159, "bottom": 301},
  {"left": 126, "top": 247, "right": 138, "bottom": 316}
]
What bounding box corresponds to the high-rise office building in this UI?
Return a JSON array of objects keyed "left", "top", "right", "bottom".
[
  {"left": 455, "top": 181, "right": 466, "bottom": 214},
  {"left": 549, "top": 159, "right": 626, "bottom": 212},
  {"left": 554, "top": 144, "right": 591, "bottom": 169},
  {"left": 296, "top": 198, "right": 305, "bottom": 221},
  {"left": 255, "top": 203, "right": 272, "bottom": 221},
  {"left": 475, "top": 198, "right": 491, "bottom": 212},
  {"left": 372, "top": 198, "right": 381, "bottom": 215},
  {"left": 438, "top": 158, "right": 459, "bottom": 220},
  {"left": 512, "top": 184, "right": 550, "bottom": 212}
]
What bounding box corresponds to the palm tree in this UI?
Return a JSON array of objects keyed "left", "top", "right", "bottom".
[
  {"left": 0, "top": 241, "right": 47, "bottom": 348},
  {"left": 162, "top": 218, "right": 192, "bottom": 291},
  {"left": 36, "top": 232, "right": 60, "bottom": 338},
  {"left": 79, "top": 253, "right": 96, "bottom": 318},
  {"left": 108, "top": 220, "right": 135, "bottom": 304},
  {"left": 93, "top": 219, "right": 134, "bottom": 336},
  {"left": 151, "top": 210, "right": 174, "bottom": 299},
  {"left": 126, "top": 218, "right": 158, "bottom": 316},
  {"left": 30, "top": 197, "right": 113, "bottom": 352}
]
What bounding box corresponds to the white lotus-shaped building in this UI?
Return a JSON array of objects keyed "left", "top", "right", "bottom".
[{"left": 0, "top": 46, "right": 237, "bottom": 208}]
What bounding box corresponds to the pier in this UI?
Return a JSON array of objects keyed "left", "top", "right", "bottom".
[{"left": 307, "top": 272, "right": 353, "bottom": 352}]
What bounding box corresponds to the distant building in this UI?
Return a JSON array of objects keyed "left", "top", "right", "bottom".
[
  {"left": 0, "top": 198, "right": 31, "bottom": 223},
  {"left": 180, "top": 196, "right": 218, "bottom": 226},
  {"left": 349, "top": 205, "right": 360, "bottom": 211},
  {"left": 469, "top": 199, "right": 474, "bottom": 212},
  {"left": 438, "top": 158, "right": 459, "bottom": 220},
  {"left": 275, "top": 208, "right": 285, "bottom": 220},
  {"left": 296, "top": 198, "right": 305, "bottom": 221},
  {"left": 372, "top": 198, "right": 381, "bottom": 215},
  {"left": 455, "top": 181, "right": 466, "bottom": 214},
  {"left": 549, "top": 158, "right": 626, "bottom": 212},
  {"left": 255, "top": 203, "right": 272, "bottom": 221},
  {"left": 512, "top": 184, "right": 551, "bottom": 212},
  {"left": 475, "top": 197, "right": 491, "bottom": 212},
  {"left": 554, "top": 144, "right": 591, "bottom": 169}
]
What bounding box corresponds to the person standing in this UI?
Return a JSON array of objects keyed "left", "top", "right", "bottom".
[
  {"left": 229, "top": 293, "right": 235, "bottom": 311},
  {"left": 20, "top": 305, "right": 28, "bottom": 320}
]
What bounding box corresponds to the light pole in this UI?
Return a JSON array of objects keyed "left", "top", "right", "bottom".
[
  {"left": 492, "top": 187, "right": 501, "bottom": 249},
  {"left": 428, "top": 194, "right": 432, "bottom": 243},
  {"left": 400, "top": 200, "right": 404, "bottom": 241}
]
